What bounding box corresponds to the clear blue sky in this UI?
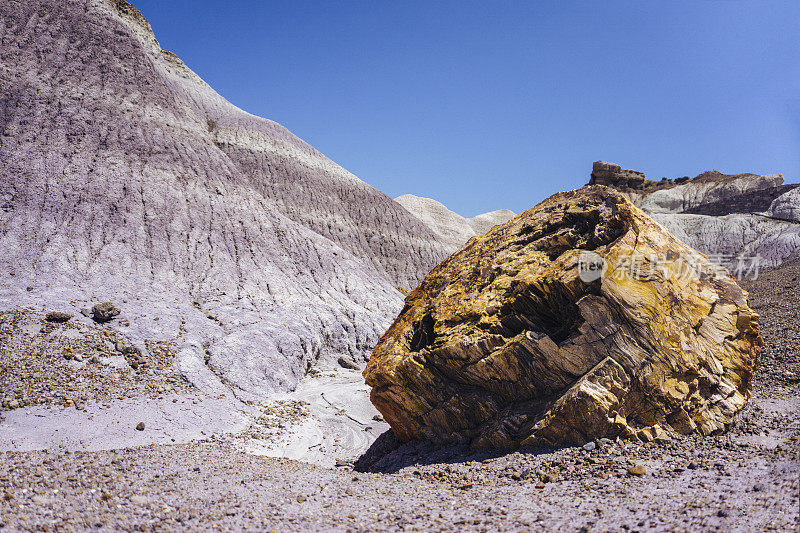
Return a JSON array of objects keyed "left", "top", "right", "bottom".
[{"left": 134, "top": 0, "right": 800, "bottom": 217}]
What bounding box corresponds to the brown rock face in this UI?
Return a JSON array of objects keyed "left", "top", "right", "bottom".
[
  {"left": 364, "top": 186, "right": 762, "bottom": 449},
  {"left": 589, "top": 161, "right": 648, "bottom": 189}
]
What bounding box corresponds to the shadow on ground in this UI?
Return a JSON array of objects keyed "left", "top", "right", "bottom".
[{"left": 354, "top": 430, "right": 555, "bottom": 473}]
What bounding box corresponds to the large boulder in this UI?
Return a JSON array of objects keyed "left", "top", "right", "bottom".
[{"left": 364, "top": 186, "right": 762, "bottom": 449}]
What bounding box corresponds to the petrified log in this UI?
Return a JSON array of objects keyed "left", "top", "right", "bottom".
[{"left": 364, "top": 186, "right": 761, "bottom": 449}]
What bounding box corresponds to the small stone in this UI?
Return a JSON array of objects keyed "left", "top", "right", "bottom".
[
  {"left": 80, "top": 308, "right": 91, "bottom": 318},
  {"left": 627, "top": 465, "right": 646, "bottom": 476},
  {"left": 510, "top": 471, "right": 522, "bottom": 481},
  {"left": 717, "top": 509, "right": 729, "bottom": 517},
  {"left": 91, "top": 302, "right": 121, "bottom": 323},
  {"left": 8, "top": 400, "right": 19, "bottom": 410},
  {"left": 122, "top": 346, "right": 141, "bottom": 356},
  {"left": 337, "top": 357, "right": 360, "bottom": 370},
  {"left": 73, "top": 354, "right": 83, "bottom": 363},
  {"left": 687, "top": 461, "right": 699, "bottom": 470},
  {"left": 31, "top": 495, "right": 51, "bottom": 505},
  {"left": 46, "top": 312, "right": 73, "bottom": 323},
  {"left": 130, "top": 495, "right": 149, "bottom": 505},
  {"left": 753, "top": 483, "right": 765, "bottom": 492},
  {"left": 637, "top": 427, "right": 654, "bottom": 442},
  {"left": 26, "top": 286, "right": 33, "bottom": 292},
  {"left": 135, "top": 422, "right": 145, "bottom": 431},
  {"left": 582, "top": 441, "right": 597, "bottom": 451},
  {"left": 296, "top": 495, "right": 307, "bottom": 503},
  {"left": 459, "top": 484, "right": 473, "bottom": 490},
  {"left": 541, "top": 472, "right": 558, "bottom": 483}
]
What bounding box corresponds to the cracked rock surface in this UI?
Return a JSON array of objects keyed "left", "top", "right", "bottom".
[{"left": 364, "top": 186, "right": 762, "bottom": 449}]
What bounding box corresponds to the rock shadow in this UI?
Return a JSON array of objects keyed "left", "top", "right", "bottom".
[{"left": 354, "top": 430, "right": 555, "bottom": 473}]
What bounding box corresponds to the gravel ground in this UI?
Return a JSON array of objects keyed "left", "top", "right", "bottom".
[
  {"left": 0, "top": 309, "right": 193, "bottom": 412},
  {"left": 0, "top": 259, "right": 798, "bottom": 532}
]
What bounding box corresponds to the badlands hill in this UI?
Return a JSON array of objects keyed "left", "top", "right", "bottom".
[
  {"left": 589, "top": 161, "right": 800, "bottom": 269},
  {"left": 395, "top": 195, "right": 515, "bottom": 250},
  {"left": 0, "top": 0, "right": 454, "bottom": 398}
]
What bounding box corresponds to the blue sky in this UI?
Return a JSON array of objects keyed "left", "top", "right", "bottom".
[{"left": 134, "top": 0, "right": 800, "bottom": 216}]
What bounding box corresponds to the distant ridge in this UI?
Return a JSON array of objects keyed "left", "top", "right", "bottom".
[{"left": 395, "top": 195, "right": 516, "bottom": 250}]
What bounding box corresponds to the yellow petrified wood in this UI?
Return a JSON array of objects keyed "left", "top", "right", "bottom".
[{"left": 364, "top": 186, "right": 761, "bottom": 449}]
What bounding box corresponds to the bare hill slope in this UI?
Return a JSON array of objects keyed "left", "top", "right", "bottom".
[{"left": 0, "top": 0, "right": 451, "bottom": 397}]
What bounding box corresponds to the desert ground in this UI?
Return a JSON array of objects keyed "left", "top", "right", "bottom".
[{"left": 0, "top": 257, "right": 797, "bottom": 532}]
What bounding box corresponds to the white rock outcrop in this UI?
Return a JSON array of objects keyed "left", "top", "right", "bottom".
[
  {"left": 766, "top": 187, "right": 800, "bottom": 223},
  {"left": 639, "top": 172, "right": 785, "bottom": 214},
  {"left": 653, "top": 214, "right": 800, "bottom": 269}
]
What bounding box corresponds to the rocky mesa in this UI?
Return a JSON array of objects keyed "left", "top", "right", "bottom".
[{"left": 364, "top": 186, "right": 762, "bottom": 449}]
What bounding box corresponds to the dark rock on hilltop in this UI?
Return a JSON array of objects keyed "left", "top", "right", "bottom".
[
  {"left": 588, "top": 161, "right": 674, "bottom": 192},
  {"left": 589, "top": 161, "right": 650, "bottom": 190}
]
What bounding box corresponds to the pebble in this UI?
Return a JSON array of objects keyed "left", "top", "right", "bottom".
[
  {"left": 627, "top": 465, "right": 646, "bottom": 477},
  {"left": 31, "top": 495, "right": 51, "bottom": 505},
  {"left": 136, "top": 422, "right": 145, "bottom": 431}
]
